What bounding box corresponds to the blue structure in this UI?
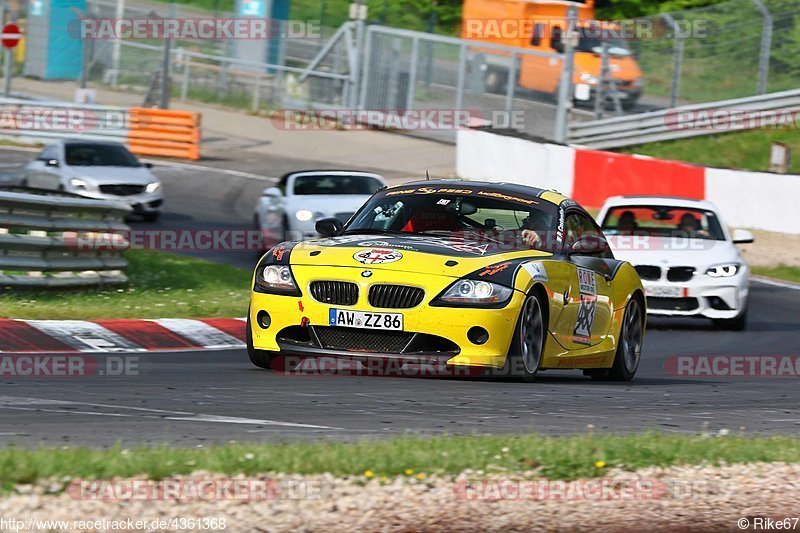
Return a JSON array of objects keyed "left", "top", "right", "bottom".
[{"left": 24, "top": 0, "right": 86, "bottom": 80}]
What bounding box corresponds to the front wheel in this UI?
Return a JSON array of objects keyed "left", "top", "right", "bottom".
[
  {"left": 595, "top": 296, "right": 644, "bottom": 381},
  {"left": 502, "top": 292, "right": 546, "bottom": 382},
  {"left": 246, "top": 315, "right": 273, "bottom": 369},
  {"left": 713, "top": 307, "right": 747, "bottom": 331}
]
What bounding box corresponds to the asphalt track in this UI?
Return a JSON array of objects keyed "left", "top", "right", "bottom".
[{"left": 1, "top": 148, "right": 799, "bottom": 446}]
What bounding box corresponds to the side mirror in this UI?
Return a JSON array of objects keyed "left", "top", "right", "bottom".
[
  {"left": 46, "top": 159, "right": 60, "bottom": 167},
  {"left": 262, "top": 187, "right": 282, "bottom": 198},
  {"left": 315, "top": 217, "right": 343, "bottom": 237},
  {"left": 571, "top": 234, "right": 610, "bottom": 255},
  {"left": 732, "top": 229, "right": 754, "bottom": 244}
]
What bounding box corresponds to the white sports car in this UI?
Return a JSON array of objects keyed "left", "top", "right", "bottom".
[
  {"left": 253, "top": 170, "right": 386, "bottom": 244},
  {"left": 597, "top": 196, "right": 753, "bottom": 330}
]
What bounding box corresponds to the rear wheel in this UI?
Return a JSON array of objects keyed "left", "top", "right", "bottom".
[
  {"left": 246, "top": 315, "right": 273, "bottom": 370},
  {"left": 594, "top": 296, "right": 644, "bottom": 381},
  {"left": 614, "top": 296, "right": 644, "bottom": 380},
  {"left": 503, "top": 292, "right": 545, "bottom": 382}
]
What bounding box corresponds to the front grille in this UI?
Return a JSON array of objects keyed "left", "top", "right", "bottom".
[
  {"left": 310, "top": 281, "right": 358, "bottom": 306},
  {"left": 334, "top": 212, "right": 354, "bottom": 223},
  {"left": 647, "top": 297, "right": 699, "bottom": 312},
  {"left": 99, "top": 184, "right": 146, "bottom": 196},
  {"left": 667, "top": 267, "right": 695, "bottom": 282},
  {"left": 635, "top": 265, "right": 661, "bottom": 281},
  {"left": 369, "top": 284, "right": 425, "bottom": 309},
  {"left": 315, "top": 326, "right": 413, "bottom": 353}
]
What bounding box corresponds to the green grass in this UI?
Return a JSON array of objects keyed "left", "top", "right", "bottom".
[
  {"left": 619, "top": 129, "right": 800, "bottom": 174},
  {"left": 0, "top": 250, "right": 253, "bottom": 320},
  {"left": 752, "top": 265, "right": 800, "bottom": 284},
  {"left": 3, "top": 432, "right": 800, "bottom": 490}
]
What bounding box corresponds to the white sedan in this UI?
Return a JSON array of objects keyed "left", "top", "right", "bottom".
[
  {"left": 22, "top": 141, "right": 163, "bottom": 221},
  {"left": 254, "top": 170, "right": 386, "bottom": 244},
  {"left": 597, "top": 196, "right": 753, "bottom": 330}
]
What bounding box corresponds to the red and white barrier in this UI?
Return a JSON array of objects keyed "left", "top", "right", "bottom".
[{"left": 456, "top": 129, "right": 800, "bottom": 234}]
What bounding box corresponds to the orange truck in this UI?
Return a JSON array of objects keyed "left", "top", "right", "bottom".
[{"left": 461, "top": 0, "right": 643, "bottom": 109}]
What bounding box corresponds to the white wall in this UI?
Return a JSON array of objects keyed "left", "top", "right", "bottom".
[
  {"left": 706, "top": 168, "right": 800, "bottom": 234},
  {"left": 456, "top": 129, "right": 575, "bottom": 196}
]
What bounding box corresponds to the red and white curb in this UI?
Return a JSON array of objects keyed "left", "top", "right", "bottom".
[{"left": 0, "top": 318, "right": 246, "bottom": 353}]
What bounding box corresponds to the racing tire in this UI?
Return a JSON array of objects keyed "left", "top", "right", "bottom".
[
  {"left": 246, "top": 315, "right": 273, "bottom": 370},
  {"left": 502, "top": 291, "right": 546, "bottom": 382},
  {"left": 713, "top": 308, "right": 747, "bottom": 331},
  {"left": 594, "top": 295, "right": 644, "bottom": 382},
  {"left": 142, "top": 212, "right": 160, "bottom": 223}
]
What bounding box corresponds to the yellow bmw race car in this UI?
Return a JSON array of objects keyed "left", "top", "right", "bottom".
[{"left": 247, "top": 180, "right": 646, "bottom": 381}]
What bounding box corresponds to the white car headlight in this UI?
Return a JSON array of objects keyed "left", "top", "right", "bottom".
[
  {"left": 706, "top": 264, "right": 740, "bottom": 278},
  {"left": 256, "top": 264, "right": 299, "bottom": 294},
  {"left": 145, "top": 182, "right": 161, "bottom": 193},
  {"left": 295, "top": 209, "right": 314, "bottom": 222},
  {"left": 436, "top": 279, "right": 513, "bottom": 307},
  {"left": 69, "top": 178, "right": 91, "bottom": 191}
]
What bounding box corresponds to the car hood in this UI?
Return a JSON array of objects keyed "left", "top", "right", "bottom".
[
  {"left": 607, "top": 236, "right": 742, "bottom": 270},
  {"left": 67, "top": 166, "right": 155, "bottom": 185},
  {"left": 284, "top": 234, "right": 552, "bottom": 277}
]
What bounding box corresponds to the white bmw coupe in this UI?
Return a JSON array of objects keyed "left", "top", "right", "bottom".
[{"left": 597, "top": 196, "right": 753, "bottom": 330}]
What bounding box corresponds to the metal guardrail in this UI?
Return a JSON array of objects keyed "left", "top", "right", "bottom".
[
  {"left": 0, "top": 189, "right": 131, "bottom": 288},
  {"left": 0, "top": 98, "right": 130, "bottom": 144},
  {"left": 567, "top": 89, "right": 800, "bottom": 149}
]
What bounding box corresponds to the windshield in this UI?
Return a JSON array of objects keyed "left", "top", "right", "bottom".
[
  {"left": 292, "top": 175, "right": 384, "bottom": 195},
  {"left": 345, "top": 189, "right": 560, "bottom": 252},
  {"left": 65, "top": 144, "right": 142, "bottom": 167},
  {"left": 601, "top": 205, "right": 726, "bottom": 241},
  {"left": 576, "top": 26, "right": 632, "bottom": 56}
]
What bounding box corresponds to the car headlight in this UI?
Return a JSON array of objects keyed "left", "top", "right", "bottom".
[
  {"left": 255, "top": 264, "right": 300, "bottom": 295},
  {"left": 295, "top": 209, "right": 314, "bottom": 222},
  {"left": 706, "top": 264, "right": 740, "bottom": 278},
  {"left": 434, "top": 279, "right": 513, "bottom": 307},
  {"left": 145, "top": 182, "right": 161, "bottom": 193},
  {"left": 579, "top": 72, "right": 599, "bottom": 85},
  {"left": 69, "top": 178, "right": 91, "bottom": 191}
]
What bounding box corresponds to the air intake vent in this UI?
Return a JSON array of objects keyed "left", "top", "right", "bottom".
[
  {"left": 310, "top": 281, "right": 359, "bottom": 306},
  {"left": 368, "top": 284, "right": 425, "bottom": 309},
  {"left": 635, "top": 265, "right": 661, "bottom": 281}
]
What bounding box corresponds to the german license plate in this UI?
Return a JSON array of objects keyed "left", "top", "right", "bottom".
[
  {"left": 328, "top": 309, "right": 403, "bottom": 331},
  {"left": 646, "top": 285, "right": 683, "bottom": 298}
]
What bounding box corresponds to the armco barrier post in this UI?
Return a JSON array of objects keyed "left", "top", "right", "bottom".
[{"left": 661, "top": 13, "right": 685, "bottom": 109}]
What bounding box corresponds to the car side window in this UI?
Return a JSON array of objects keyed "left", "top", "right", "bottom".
[{"left": 565, "top": 212, "right": 610, "bottom": 257}]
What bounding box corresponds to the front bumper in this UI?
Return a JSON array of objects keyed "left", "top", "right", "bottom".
[
  {"left": 75, "top": 190, "right": 164, "bottom": 214},
  {"left": 250, "top": 267, "right": 526, "bottom": 369},
  {"left": 643, "top": 274, "right": 748, "bottom": 319}
]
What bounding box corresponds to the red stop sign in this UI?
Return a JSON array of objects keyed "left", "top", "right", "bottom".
[{"left": 1, "top": 23, "right": 21, "bottom": 49}]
